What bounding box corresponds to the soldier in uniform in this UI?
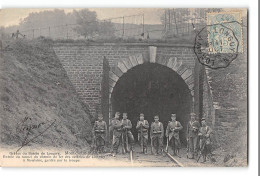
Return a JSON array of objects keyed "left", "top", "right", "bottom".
[
  {"left": 111, "top": 112, "right": 122, "bottom": 156},
  {"left": 121, "top": 113, "right": 135, "bottom": 152},
  {"left": 165, "top": 114, "right": 183, "bottom": 157},
  {"left": 92, "top": 114, "right": 107, "bottom": 153},
  {"left": 109, "top": 112, "right": 120, "bottom": 145},
  {"left": 198, "top": 118, "right": 212, "bottom": 163},
  {"left": 136, "top": 113, "right": 149, "bottom": 154},
  {"left": 186, "top": 113, "right": 200, "bottom": 159},
  {"left": 150, "top": 115, "right": 164, "bottom": 155}
]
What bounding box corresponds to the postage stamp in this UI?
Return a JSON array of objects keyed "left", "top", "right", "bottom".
[
  {"left": 207, "top": 11, "right": 243, "bottom": 53},
  {"left": 194, "top": 11, "right": 243, "bottom": 69},
  {"left": 194, "top": 23, "right": 239, "bottom": 69}
]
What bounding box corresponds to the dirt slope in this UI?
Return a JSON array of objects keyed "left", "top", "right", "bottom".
[{"left": 0, "top": 39, "right": 93, "bottom": 151}]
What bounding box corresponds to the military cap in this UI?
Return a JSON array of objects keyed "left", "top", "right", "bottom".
[
  {"left": 171, "top": 113, "right": 176, "bottom": 116},
  {"left": 190, "top": 112, "right": 196, "bottom": 116},
  {"left": 201, "top": 118, "right": 206, "bottom": 121},
  {"left": 123, "top": 112, "right": 127, "bottom": 115},
  {"left": 140, "top": 113, "right": 144, "bottom": 116}
]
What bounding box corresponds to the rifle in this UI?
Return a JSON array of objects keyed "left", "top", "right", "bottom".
[
  {"left": 125, "top": 129, "right": 129, "bottom": 152},
  {"left": 197, "top": 137, "right": 207, "bottom": 162},
  {"left": 165, "top": 136, "right": 169, "bottom": 153},
  {"left": 91, "top": 132, "right": 97, "bottom": 154},
  {"left": 150, "top": 136, "right": 154, "bottom": 154},
  {"left": 186, "top": 138, "right": 189, "bottom": 158},
  {"left": 140, "top": 123, "right": 144, "bottom": 153},
  {"left": 121, "top": 128, "right": 126, "bottom": 154}
]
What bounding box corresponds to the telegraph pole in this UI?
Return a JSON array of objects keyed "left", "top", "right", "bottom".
[
  {"left": 164, "top": 9, "right": 167, "bottom": 33},
  {"left": 168, "top": 9, "right": 171, "bottom": 31},
  {"left": 173, "top": 9, "right": 178, "bottom": 35}
]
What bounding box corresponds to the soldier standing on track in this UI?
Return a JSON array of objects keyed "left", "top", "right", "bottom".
[
  {"left": 150, "top": 115, "right": 164, "bottom": 155},
  {"left": 165, "top": 114, "right": 183, "bottom": 157},
  {"left": 121, "top": 113, "right": 135, "bottom": 153},
  {"left": 187, "top": 113, "right": 200, "bottom": 159},
  {"left": 109, "top": 112, "right": 120, "bottom": 145},
  {"left": 111, "top": 112, "right": 122, "bottom": 156},
  {"left": 198, "top": 118, "right": 213, "bottom": 163},
  {"left": 92, "top": 114, "right": 107, "bottom": 153},
  {"left": 136, "top": 113, "right": 149, "bottom": 154}
]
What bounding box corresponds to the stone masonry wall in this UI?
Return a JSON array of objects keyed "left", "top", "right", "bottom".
[{"left": 53, "top": 42, "right": 196, "bottom": 117}]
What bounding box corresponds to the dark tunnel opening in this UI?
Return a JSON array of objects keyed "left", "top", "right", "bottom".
[{"left": 111, "top": 63, "right": 192, "bottom": 145}]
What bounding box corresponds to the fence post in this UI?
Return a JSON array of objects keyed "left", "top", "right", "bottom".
[
  {"left": 173, "top": 10, "right": 178, "bottom": 35},
  {"left": 164, "top": 9, "right": 167, "bottom": 33},
  {"left": 188, "top": 22, "right": 190, "bottom": 34},
  {"left": 142, "top": 14, "right": 145, "bottom": 37},
  {"left": 66, "top": 24, "right": 68, "bottom": 39},
  {"left": 49, "top": 26, "right": 51, "bottom": 37},
  {"left": 168, "top": 9, "right": 171, "bottom": 31},
  {"left": 32, "top": 29, "right": 34, "bottom": 39},
  {"left": 122, "top": 16, "right": 124, "bottom": 37}
]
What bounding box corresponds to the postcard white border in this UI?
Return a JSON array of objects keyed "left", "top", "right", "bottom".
[{"left": 0, "top": 0, "right": 258, "bottom": 176}]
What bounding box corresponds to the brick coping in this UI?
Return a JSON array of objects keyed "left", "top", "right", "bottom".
[{"left": 53, "top": 42, "right": 194, "bottom": 48}]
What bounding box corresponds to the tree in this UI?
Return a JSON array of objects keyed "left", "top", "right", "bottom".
[
  {"left": 98, "top": 20, "right": 115, "bottom": 39},
  {"left": 73, "top": 9, "right": 115, "bottom": 39},
  {"left": 160, "top": 9, "right": 190, "bottom": 38},
  {"left": 73, "top": 9, "right": 99, "bottom": 39},
  {"left": 160, "top": 8, "right": 223, "bottom": 38}
]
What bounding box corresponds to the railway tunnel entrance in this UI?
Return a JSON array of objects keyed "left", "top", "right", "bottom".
[{"left": 111, "top": 63, "right": 192, "bottom": 145}]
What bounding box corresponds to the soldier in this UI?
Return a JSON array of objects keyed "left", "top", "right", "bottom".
[
  {"left": 165, "top": 114, "right": 183, "bottom": 157},
  {"left": 12, "top": 30, "right": 25, "bottom": 39},
  {"left": 186, "top": 113, "right": 200, "bottom": 159},
  {"left": 136, "top": 113, "right": 149, "bottom": 154},
  {"left": 121, "top": 113, "right": 135, "bottom": 153},
  {"left": 198, "top": 118, "right": 212, "bottom": 163},
  {"left": 92, "top": 114, "right": 107, "bottom": 153},
  {"left": 109, "top": 112, "right": 120, "bottom": 145},
  {"left": 111, "top": 112, "right": 122, "bottom": 156},
  {"left": 150, "top": 115, "right": 164, "bottom": 155}
]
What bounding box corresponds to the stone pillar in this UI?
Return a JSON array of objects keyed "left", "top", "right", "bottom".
[
  {"left": 101, "top": 56, "right": 110, "bottom": 136},
  {"left": 194, "top": 59, "right": 205, "bottom": 121}
]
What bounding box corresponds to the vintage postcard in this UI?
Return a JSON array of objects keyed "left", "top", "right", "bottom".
[{"left": 0, "top": 8, "right": 248, "bottom": 167}]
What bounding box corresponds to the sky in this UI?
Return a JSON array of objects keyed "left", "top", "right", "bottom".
[{"left": 0, "top": 8, "right": 165, "bottom": 27}]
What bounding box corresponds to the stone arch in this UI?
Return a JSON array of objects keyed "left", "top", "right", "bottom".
[
  {"left": 108, "top": 46, "right": 194, "bottom": 102},
  {"left": 107, "top": 46, "right": 195, "bottom": 142}
]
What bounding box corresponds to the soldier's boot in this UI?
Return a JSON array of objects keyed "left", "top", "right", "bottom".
[
  {"left": 130, "top": 144, "right": 134, "bottom": 152},
  {"left": 97, "top": 146, "right": 100, "bottom": 154},
  {"left": 194, "top": 152, "right": 198, "bottom": 159},
  {"left": 172, "top": 148, "right": 176, "bottom": 156},
  {"left": 112, "top": 149, "right": 118, "bottom": 157},
  {"left": 201, "top": 155, "right": 206, "bottom": 163},
  {"left": 154, "top": 149, "right": 158, "bottom": 155},
  {"left": 176, "top": 149, "right": 181, "bottom": 158},
  {"left": 99, "top": 146, "right": 103, "bottom": 153},
  {"left": 189, "top": 153, "right": 194, "bottom": 159},
  {"left": 100, "top": 146, "right": 104, "bottom": 153},
  {"left": 144, "top": 147, "right": 147, "bottom": 154},
  {"left": 158, "top": 148, "right": 163, "bottom": 155}
]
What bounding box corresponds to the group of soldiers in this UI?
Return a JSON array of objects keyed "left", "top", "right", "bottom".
[{"left": 92, "top": 112, "right": 213, "bottom": 163}]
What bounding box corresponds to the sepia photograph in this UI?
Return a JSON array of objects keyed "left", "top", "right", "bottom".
[{"left": 0, "top": 7, "right": 248, "bottom": 167}]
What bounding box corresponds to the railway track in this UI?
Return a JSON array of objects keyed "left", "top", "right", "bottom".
[
  {"left": 90, "top": 148, "right": 184, "bottom": 166},
  {"left": 90, "top": 143, "right": 185, "bottom": 166},
  {"left": 163, "top": 151, "right": 184, "bottom": 167},
  {"left": 127, "top": 146, "right": 184, "bottom": 167}
]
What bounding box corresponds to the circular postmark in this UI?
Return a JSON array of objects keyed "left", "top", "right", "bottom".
[{"left": 194, "top": 23, "right": 239, "bottom": 69}]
